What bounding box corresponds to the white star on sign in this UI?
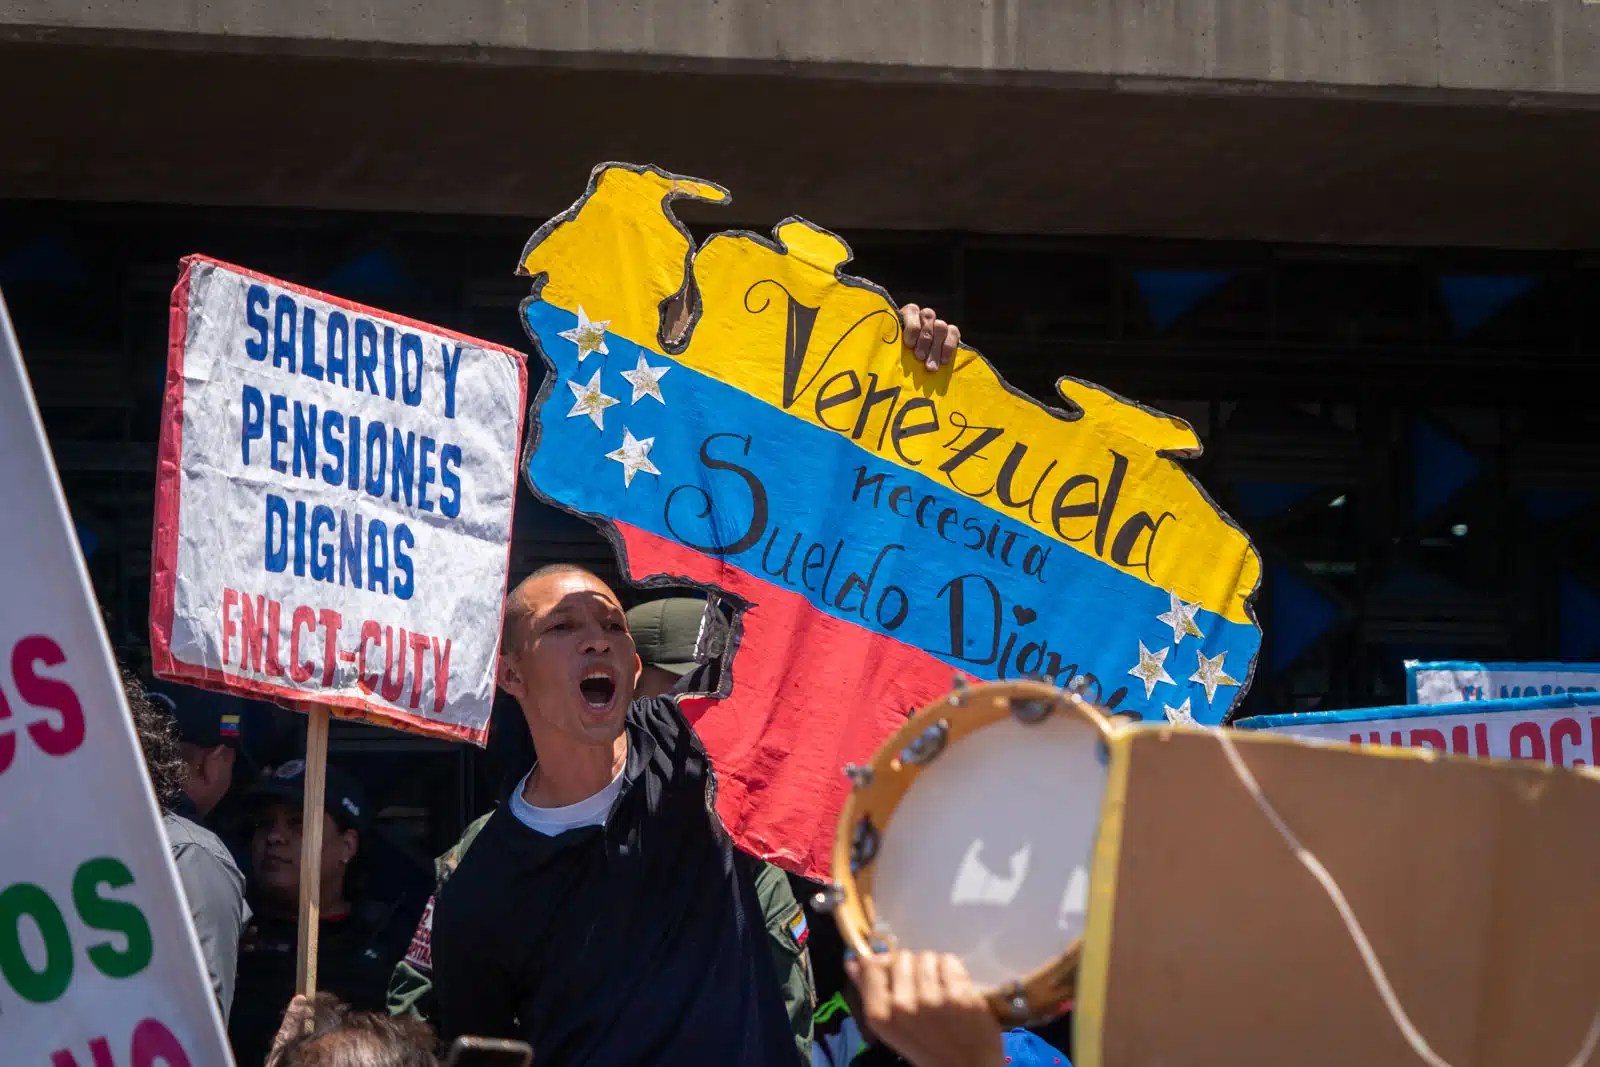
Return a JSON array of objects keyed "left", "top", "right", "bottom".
[
  {"left": 559, "top": 305, "right": 611, "bottom": 361},
  {"left": 1164, "top": 697, "right": 1197, "bottom": 727},
  {"left": 1127, "top": 641, "right": 1175, "bottom": 699},
  {"left": 1190, "top": 650, "right": 1240, "bottom": 704},
  {"left": 605, "top": 428, "right": 660, "bottom": 488},
  {"left": 566, "top": 368, "right": 619, "bottom": 430},
  {"left": 620, "top": 353, "right": 671, "bottom": 405},
  {"left": 1156, "top": 589, "right": 1206, "bottom": 646}
]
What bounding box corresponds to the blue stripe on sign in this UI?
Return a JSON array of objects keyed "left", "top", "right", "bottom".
[{"left": 525, "top": 300, "right": 1260, "bottom": 724}]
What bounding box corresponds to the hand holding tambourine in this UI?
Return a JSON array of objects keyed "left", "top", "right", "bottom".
[{"left": 845, "top": 949, "right": 1007, "bottom": 1067}]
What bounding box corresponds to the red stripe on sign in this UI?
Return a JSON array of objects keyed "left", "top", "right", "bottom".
[{"left": 611, "top": 521, "right": 971, "bottom": 881}]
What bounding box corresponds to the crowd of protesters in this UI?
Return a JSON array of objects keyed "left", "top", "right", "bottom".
[{"left": 122, "top": 307, "right": 1074, "bottom": 1066}]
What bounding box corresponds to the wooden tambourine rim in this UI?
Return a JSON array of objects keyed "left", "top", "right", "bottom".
[{"left": 830, "top": 678, "right": 1115, "bottom": 1026}]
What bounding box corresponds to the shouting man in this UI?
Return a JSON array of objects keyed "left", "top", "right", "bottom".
[
  {"left": 389, "top": 594, "right": 816, "bottom": 1062},
  {"left": 430, "top": 566, "right": 796, "bottom": 1062}
]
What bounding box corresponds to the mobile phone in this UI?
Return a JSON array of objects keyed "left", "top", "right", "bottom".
[{"left": 442, "top": 1035, "right": 533, "bottom": 1067}]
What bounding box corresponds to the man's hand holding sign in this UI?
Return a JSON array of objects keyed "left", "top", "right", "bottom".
[{"left": 899, "top": 303, "right": 961, "bottom": 373}]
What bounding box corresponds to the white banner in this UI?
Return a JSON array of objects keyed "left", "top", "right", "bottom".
[
  {"left": 1238, "top": 691, "right": 1600, "bottom": 770},
  {"left": 1405, "top": 659, "right": 1600, "bottom": 705},
  {"left": 150, "top": 257, "right": 526, "bottom": 744},
  {"left": 0, "top": 293, "right": 234, "bottom": 1064}
]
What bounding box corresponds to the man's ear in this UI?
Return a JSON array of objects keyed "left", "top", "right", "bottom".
[
  {"left": 497, "top": 655, "right": 525, "bottom": 701},
  {"left": 632, "top": 653, "right": 643, "bottom": 686}
]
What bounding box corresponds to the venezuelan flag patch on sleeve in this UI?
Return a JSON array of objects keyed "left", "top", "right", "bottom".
[{"left": 787, "top": 908, "right": 809, "bottom": 949}]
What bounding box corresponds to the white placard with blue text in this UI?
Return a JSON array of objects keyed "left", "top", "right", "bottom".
[
  {"left": 1406, "top": 659, "right": 1600, "bottom": 705},
  {"left": 151, "top": 256, "right": 526, "bottom": 744}
]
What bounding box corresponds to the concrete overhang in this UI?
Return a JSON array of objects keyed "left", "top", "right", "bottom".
[{"left": 4, "top": 0, "right": 1600, "bottom": 246}]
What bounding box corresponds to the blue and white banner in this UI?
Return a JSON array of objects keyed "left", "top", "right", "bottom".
[
  {"left": 1239, "top": 690, "right": 1600, "bottom": 770},
  {"left": 1405, "top": 659, "right": 1600, "bottom": 705}
]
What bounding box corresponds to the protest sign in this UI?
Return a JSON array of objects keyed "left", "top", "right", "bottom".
[
  {"left": 1, "top": 293, "right": 234, "bottom": 1065},
  {"left": 1406, "top": 658, "right": 1600, "bottom": 704},
  {"left": 1074, "top": 725, "right": 1600, "bottom": 1067},
  {"left": 517, "top": 163, "right": 1261, "bottom": 877},
  {"left": 1237, "top": 690, "right": 1600, "bottom": 769},
  {"left": 150, "top": 256, "right": 527, "bottom": 745}
]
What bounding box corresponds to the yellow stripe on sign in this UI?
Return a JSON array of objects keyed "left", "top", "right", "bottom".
[
  {"left": 520, "top": 164, "right": 730, "bottom": 356},
  {"left": 684, "top": 222, "right": 1257, "bottom": 624},
  {"left": 521, "top": 164, "right": 1258, "bottom": 624}
]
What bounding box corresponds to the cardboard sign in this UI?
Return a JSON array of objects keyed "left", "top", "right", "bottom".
[
  {"left": 1, "top": 293, "right": 234, "bottom": 1065},
  {"left": 1407, "top": 658, "right": 1600, "bottom": 704},
  {"left": 517, "top": 163, "right": 1261, "bottom": 876},
  {"left": 1075, "top": 726, "right": 1600, "bottom": 1067},
  {"left": 1239, "top": 691, "right": 1600, "bottom": 769},
  {"left": 151, "top": 257, "right": 526, "bottom": 744}
]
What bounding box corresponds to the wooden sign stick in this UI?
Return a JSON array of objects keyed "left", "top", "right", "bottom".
[{"left": 295, "top": 704, "right": 332, "bottom": 1025}]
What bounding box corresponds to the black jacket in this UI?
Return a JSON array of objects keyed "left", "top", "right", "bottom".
[
  {"left": 228, "top": 905, "right": 398, "bottom": 1066},
  {"left": 431, "top": 696, "right": 796, "bottom": 1066}
]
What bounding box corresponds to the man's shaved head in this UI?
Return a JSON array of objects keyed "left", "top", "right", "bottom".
[{"left": 500, "top": 563, "right": 603, "bottom": 655}]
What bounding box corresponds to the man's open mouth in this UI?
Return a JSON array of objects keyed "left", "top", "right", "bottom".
[{"left": 579, "top": 671, "right": 616, "bottom": 709}]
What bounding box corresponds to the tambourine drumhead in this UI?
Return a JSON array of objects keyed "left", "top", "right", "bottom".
[{"left": 830, "top": 680, "right": 1113, "bottom": 1025}]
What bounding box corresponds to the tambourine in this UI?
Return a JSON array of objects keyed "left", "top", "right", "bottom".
[{"left": 817, "top": 678, "right": 1115, "bottom": 1026}]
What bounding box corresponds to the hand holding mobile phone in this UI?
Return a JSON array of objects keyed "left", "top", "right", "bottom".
[{"left": 442, "top": 1035, "right": 533, "bottom": 1067}]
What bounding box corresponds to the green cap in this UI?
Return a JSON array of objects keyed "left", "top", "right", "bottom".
[{"left": 626, "top": 597, "right": 708, "bottom": 676}]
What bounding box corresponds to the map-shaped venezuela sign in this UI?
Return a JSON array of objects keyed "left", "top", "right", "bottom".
[{"left": 520, "top": 163, "right": 1261, "bottom": 877}]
